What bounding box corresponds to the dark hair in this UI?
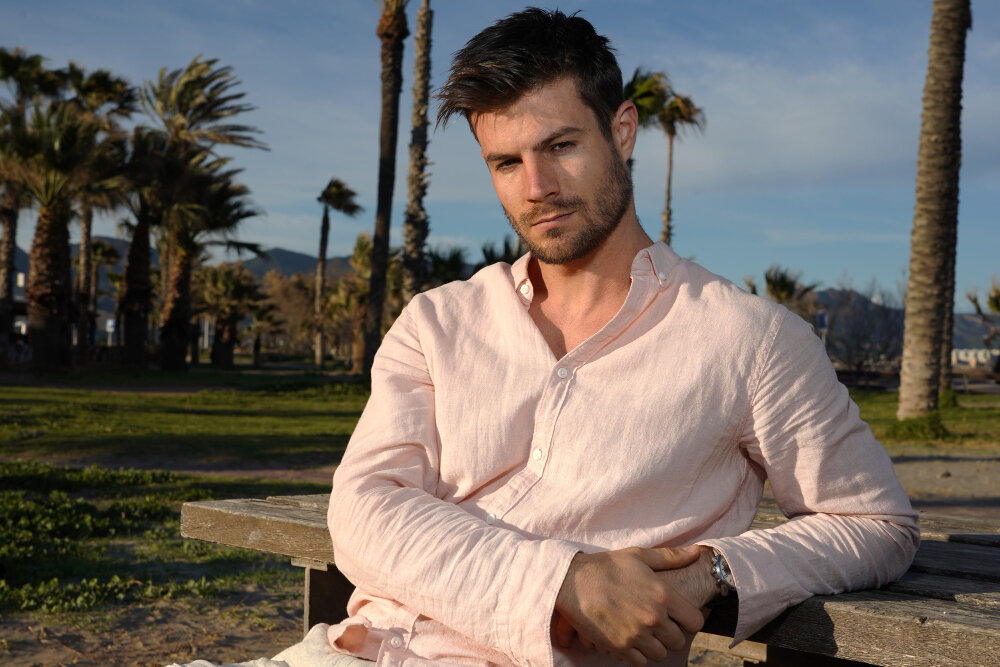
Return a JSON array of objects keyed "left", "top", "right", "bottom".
[{"left": 436, "top": 8, "right": 623, "bottom": 138}]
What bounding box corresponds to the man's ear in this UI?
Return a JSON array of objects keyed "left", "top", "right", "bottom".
[{"left": 613, "top": 100, "right": 638, "bottom": 162}]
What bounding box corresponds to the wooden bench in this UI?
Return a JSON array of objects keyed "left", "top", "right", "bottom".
[{"left": 181, "top": 495, "right": 1000, "bottom": 666}]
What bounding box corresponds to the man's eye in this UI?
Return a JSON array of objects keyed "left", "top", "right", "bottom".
[
  {"left": 551, "top": 142, "right": 574, "bottom": 153},
  {"left": 495, "top": 160, "right": 517, "bottom": 172}
]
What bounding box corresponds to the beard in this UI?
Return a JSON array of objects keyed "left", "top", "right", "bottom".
[{"left": 502, "top": 144, "right": 633, "bottom": 265}]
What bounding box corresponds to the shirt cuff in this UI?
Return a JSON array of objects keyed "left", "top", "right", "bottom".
[
  {"left": 494, "top": 538, "right": 580, "bottom": 666},
  {"left": 696, "top": 537, "right": 809, "bottom": 643}
]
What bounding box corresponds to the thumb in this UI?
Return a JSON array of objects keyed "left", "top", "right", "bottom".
[{"left": 638, "top": 544, "right": 702, "bottom": 571}]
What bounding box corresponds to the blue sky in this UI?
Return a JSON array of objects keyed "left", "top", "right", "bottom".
[{"left": 3, "top": 1, "right": 998, "bottom": 309}]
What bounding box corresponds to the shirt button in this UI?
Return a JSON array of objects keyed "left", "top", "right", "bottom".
[
  {"left": 486, "top": 513, "right": 496, "bottom": 524},
  {"left": 532, "top": 448, "right": 543, "bottom": 461},
  {"left": 389, "top": 636, "right": 403, "bottom": 648},
  {"left": 519, "top": 283, "right": 530, "bottom": 295},
  {"left": 657, "top": 271, "right": 667, "bottom": 281},
  {"left": 556, "top": 367, "right": 568, "bottom": 379}
]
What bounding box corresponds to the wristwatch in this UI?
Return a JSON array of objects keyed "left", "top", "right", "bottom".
[{"left": 710, "top": 550, "right": 736, "bottom": 597}]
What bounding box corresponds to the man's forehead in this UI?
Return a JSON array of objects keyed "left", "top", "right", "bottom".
[{"left": 470, "top": 77, "right": 589, "bottom": 144}]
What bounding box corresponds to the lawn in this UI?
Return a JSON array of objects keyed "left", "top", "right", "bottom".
[{"left": 0, "top": 369, "right": 997, "bottom": 630}]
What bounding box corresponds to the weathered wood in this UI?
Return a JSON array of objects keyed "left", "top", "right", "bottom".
[
  {"left": 181, "top": 495, "right": 1000, "bottom": 665},
  {"left": 180, "top": 498, "right": 335, "bottom": 563},
  {"left": 303, "top": 566, "right": 354, "bottom": 635}
]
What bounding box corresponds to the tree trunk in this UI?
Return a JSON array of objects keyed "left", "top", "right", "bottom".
[
  {"left": 75, "top": 204, "right": 94, "bottom": 359},
  {"left": 253, "top": 330, "right": 262, "bottom": 367},
  {"left": 660, "top": 132, "right": 675, "bottom": 246},
  {"left": 897, "top": 0, "right": 970, "bottom": 420},
  {"left": 402, "top": 0, "right": 433, "bottom": 302},
  {"left": 159, "top": 244, "right": 193, "bottom": 371},
  {"left": 120, "top": 208, "right": 152, "bottom": 368},
  {"left": 315, "top": 206, "right": 330, "bottom": 369},
  {"left": 938, "top": 217, "right": 957, "bottom": 395},
  {"left": 211, "top": 317, "right": 237, "bottom": 369},
  {"left": 0, "top": 195, "right": 18, "bottom": 368},
  {"left": 363, "top": 5, "right": 408, "bottom": 379},
  {"left": 26, "top": 202, "right": 74, "bottom": 370},
  {"left": 189, "top": 317, "right": 201, "bottom": 366}
]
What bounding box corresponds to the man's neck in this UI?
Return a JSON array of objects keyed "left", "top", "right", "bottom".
[
  {"left": 526, "top": 212, "right": 653, "bottom": 359},
  {"left": 530, "top": 212, "right": 653, "bottom": 312}
]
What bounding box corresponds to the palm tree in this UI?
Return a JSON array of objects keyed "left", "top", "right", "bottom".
[
  {"left": 0, "top": 47, "right": 62, "bottom": 366},
  {"left": 476, "top": 235, "right": 526, "bottom": 271},
  {"left": 11, "top": 102, "right": 117, "bottom": 369},
  {"left": 64, "top": 64, "right": 135, "bottom": 355},
  {"left": 744, "top": 264, "right": 819, "bottom": 324},
  {"left": 897, "top": 0, "right": 971, "bottom": 420},
  {"left": 624, "top": 69, "right": 704, "bottom": 246},
  {"left": 363, "top": 0, "right": 410, "bottom": 379},
  {"left": 402, "top": 0, "right": 433, "bottom": 302},
  {"left": 315, "top": 178, "right": 362, "bottom": 370},
  {"left": 122, "top": 55, "right": 265, "bottom": 370},
  {"left": 199, "top": 261, "right": 263, "bottom": 369}
]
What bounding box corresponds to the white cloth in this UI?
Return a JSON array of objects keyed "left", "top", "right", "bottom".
[{"left": 168, "top": 623, "right": 373, "bottom": 667}]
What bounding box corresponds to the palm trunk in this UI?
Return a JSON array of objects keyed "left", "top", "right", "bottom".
[
  {"left": 160, "top": 244, "right": 193, "bottom": 371},
  {"left": 211, "top": 315, "right": 238, "bottom": 369},
  {"left": 315, "top": 206, "right": 330, "bottom": 369},
  {"left": 402, "top": 0, "right": 433, "bottom": 302},
  {"left": 120, "top": 207, "right": 152, "bottom": 368},
  {"left": 26, "top": 202, "right": 74, "bottom": 370},
  {"left": 660, "top": 133, "right": 675, "bottom": 246},
  {"left": 0, "top": 195, "right": 18, "bottom": 367},
  {"left": 75, "top": 203, "right": 94, "bottom": 357},
  {"left": 363, "top": 5, "right": 409, "bottom": 379},
  {"left": 897, "top": 0, "right": 970, "bottom": 420},
  {"left": 938, "top": 218, "right": 957, "bottom": 396}
]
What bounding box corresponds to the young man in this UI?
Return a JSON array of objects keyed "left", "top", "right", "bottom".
[{"left": 323, "top": 8, "right": 918, "bottom": 667}]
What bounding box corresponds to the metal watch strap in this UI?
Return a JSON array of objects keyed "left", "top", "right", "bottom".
[{"left": 711, "top": 550, "right": 735, "bottom": 597}]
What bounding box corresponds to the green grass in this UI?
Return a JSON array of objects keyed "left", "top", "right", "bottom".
[
  {"left": 0, "top": 459, "right": 327, "bottom": 614},
  {"left": 851, "top": 389, "right": 1000, "bottom": 452},
  {"left": 0, "top": 374, "right": 368, "bottom": 468}
]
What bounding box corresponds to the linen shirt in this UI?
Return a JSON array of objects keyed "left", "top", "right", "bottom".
[{"left": 327, "top": 242, "right": 919, "bottom": 666}]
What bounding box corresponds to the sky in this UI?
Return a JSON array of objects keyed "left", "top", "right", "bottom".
[{"left": 3, "top": 0, "right": 998, "bottom": 310}]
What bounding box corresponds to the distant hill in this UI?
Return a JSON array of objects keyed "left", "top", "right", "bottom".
[{"left": 242, "top": 247, "right": 351, "bottom": 281}]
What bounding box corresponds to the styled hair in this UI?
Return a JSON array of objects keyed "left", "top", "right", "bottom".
[{"left": 435, "top": 8, "right": 623, "bottom": 138}]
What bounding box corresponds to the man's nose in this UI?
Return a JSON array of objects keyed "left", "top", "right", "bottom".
[{"left": 522, "top": 156, "right": 559, "bottom": 202}]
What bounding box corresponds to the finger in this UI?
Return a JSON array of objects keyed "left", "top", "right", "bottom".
[
  {"left": 624, "top": 646, "right": 649, "bottom": 667},
  {"left": 637, "top": 544, "right": 701, "bottom": 571},
  {"left": 632, "top": 633, "right": 669, "bottom": 663},
  {"left": 652, "top": 620, "right": 690, "bottom": 653},
  {"left": 661, "top": 590, "right": 707, "bottom": 635},
  {"left": 554, "top": 614, "right": 575, "bottom": 648}
]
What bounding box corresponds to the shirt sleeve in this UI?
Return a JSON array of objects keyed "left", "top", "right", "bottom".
[
  {"left": 697, "top": 309, "right": 920, "bottom": 642},
  {"left": 328, "top": 302, "right": 580, "bottom": 667}
]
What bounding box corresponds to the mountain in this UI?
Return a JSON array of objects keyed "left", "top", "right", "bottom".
[{"left": 241, "top": 247, "right": 351, "bottom": 282}]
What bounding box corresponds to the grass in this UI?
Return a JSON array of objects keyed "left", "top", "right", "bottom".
[
  {"left": 0, "top": 371, "right": 368, "bottom": 468},
  {"left": 0, "top": 459, "right": 328, "bottom": 615},
  {"left": 851, "top": 389, "right": 1000, "bottom": 452}
]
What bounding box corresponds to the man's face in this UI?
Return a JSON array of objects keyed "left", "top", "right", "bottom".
[{"left": 474, "top": 78, "right": 633, "bottom": 265}]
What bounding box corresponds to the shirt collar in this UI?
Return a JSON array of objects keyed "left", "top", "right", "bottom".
[{"left": 511, "top": 241, "right": 681, "bottom": 303}]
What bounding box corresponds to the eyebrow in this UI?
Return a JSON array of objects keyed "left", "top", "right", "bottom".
[{"left": 483, "top": 125, "right": 583, "bottom": 165}]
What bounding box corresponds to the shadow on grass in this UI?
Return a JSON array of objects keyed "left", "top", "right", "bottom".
[
  {"left": 1, "top": 433, "right": 350, "bottom": 471},
  {"left": 892, "top": 454, "right": 1000, "bottom": 464}
]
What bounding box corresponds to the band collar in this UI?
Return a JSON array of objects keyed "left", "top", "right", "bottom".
[{"left": 511, "top": 241, "right": 681, "bottom": 305}]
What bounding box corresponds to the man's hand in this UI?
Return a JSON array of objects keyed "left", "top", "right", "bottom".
[{"left": 554, "top": 545, "right": 707, "bottom": 666}]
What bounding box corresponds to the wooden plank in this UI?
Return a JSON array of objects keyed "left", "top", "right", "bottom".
[
  {"left": 887, "top": 570, "right": 1000, "bottom": 610},
  {"left": 304, "top": 566, "right": 354, "bottom": 636},
  {"left": 266, "top": 494, "right": 329, "bottom": 510},
  {"left": 180, "top": 498, "right": 335, "bottom": 563},
  {"left": 910, "top": 540, "right": 1000, "bottom": 582}
]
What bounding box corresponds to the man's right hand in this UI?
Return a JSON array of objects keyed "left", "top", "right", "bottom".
[{"left": 554, "top": 545, "right": 707, "bottom": 666}]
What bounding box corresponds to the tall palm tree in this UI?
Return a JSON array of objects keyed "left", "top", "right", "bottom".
[
  {"left": 199, "top": 261, "right": 263, "bottom": 369},
  {"left": 64, "top": 64, "right": 135, "bottom": 354},
  {"left": 12, "top": 102, "right": 115, "bottom": 369},
  {"left": 0, "top": 47, "right": 63, "bottom": 366},
  {"left": 120, "top": 56, "right": 265, "bottom": 370},
  {"left": 402, "top": 0, "right": 433, "bottom": 302},
  {"left": 624, "top": 69, "right": 704, "bottom": 246},
  {"left": 897, "top": 0, "right": 971, "bottom": 420},
  {"left": 363, "top": 0, "right": 410, "bottom": 379},
  {"left": 315, "top": 178, "right": 362, "bottom": 369}
]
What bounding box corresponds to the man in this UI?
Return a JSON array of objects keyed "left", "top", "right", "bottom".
[{"left": 324, "top": 8, "right": 919, "bottom": 667}]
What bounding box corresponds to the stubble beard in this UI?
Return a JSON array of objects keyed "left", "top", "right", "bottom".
[{"left": 502, "top": 145, "right": 633, "bottom": 265}]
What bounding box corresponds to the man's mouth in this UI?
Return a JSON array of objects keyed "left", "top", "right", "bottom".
[{"left": 532, "top": 211, "right": 573, "bottom": 227}]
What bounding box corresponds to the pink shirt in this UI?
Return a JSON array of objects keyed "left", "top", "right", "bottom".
[{"left": 327, "top": 242, "right": 919, "bottom": 666}]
